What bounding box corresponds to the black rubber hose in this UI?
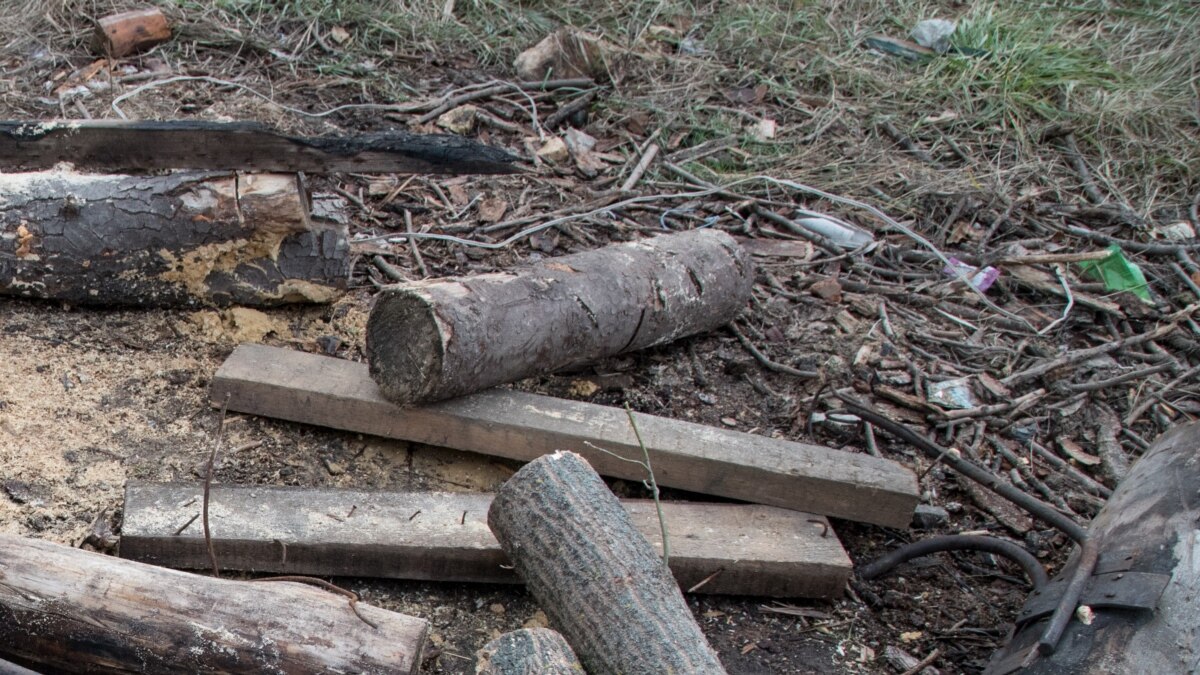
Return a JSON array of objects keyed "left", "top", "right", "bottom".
[{"left": 858, "top": 534, "right": 1049, "bottom": 590}]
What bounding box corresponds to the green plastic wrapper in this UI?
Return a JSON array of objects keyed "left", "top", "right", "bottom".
[{"left": 1077, "top": 244, "right": 1152, "bottom": 301}]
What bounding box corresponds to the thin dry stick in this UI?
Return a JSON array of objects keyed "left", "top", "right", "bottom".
[
  {"left": 620, "top": 143, "right": 660, "bottom": 192},
  {"left": 1003, "top": 320, "right": 1184, "bottom": 386},
  {"left": 730, "top": 322, "right": 819, "bottom": 378},
  {"left": 627, "top": 407, "right": 669, "bottom": 569},
  {"left": 203, "top": 394, "right": 230, "bottom": 578},
  {"left": 899, "top": 648, "right": 942, "bottom": 675},
  {"left": 404, "top": 210, "right": 428, "bottom": 278},
  {"left": 251, "top": 576, "right": 378, "bottom": 630}
]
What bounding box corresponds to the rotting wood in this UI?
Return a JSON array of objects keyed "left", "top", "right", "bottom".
[
  {"left": 489, "top": 451, "right": 727, "bottom": 675},
  {"left": 0, "top": 120, "right": 520, "bottom": 173},
  {"left": 367, "top": 229, "right": 754, "bottom": 405},
  {"left": 0, "top": 170, "right": 347, "bottom": 306},
  {"left": 475, "top": 628, "right": 584, "bottom": 675},
  {"left": 0, "top": 534, "right": 427, "bottom": 673},
  {"left": 120, "top": 481, "right": 852, "bottom": 599},
  {"left": 211, "top": 344, "right": 920, "bottom": 527},
  {"left": 94, "top": 8, "right": 171, "bottom": 57},
  {"left": 985, "top": 422, "right": 1200, "bottom": 674}
]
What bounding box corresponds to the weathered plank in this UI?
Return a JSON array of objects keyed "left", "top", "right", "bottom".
[
  {"left": 210, "top": 345, "right": 919, "bottom": 527},
  {"left": 121, "top": 481, "right": 852, "bottom": 599},
  {"left": 0, "top": 120, "right": 520, "bottom": 173}
]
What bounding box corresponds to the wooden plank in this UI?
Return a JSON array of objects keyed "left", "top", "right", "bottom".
[
  {"left": 0, "top": 120, "right": 520, "bottom": 174},
  {"left": 210, "top": 345, "right": 919, "bottom": 527},
  {"left": 121, "top": 482, "right": 852, "bottom": 600}
]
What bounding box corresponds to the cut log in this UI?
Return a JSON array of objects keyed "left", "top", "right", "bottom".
[
  {"left": 475, "top": 628, "right": 584, "bottom": 674},
  {"left": 94, "top": 8, "right": 171, "bottom": 57},
  {"left": 367, "top": 229, "right": 753, "bottom": 405},
  {"left": 211, "top": 344, "right": 920, "bottom": 527},
  {"left": 985, "top": 422, "right": 1200, "bottom": 674},
  {"left": 0, "top": 120, "right": 520, "bottom": 173},
  {"left": 0, "top": 534, "right": 427, "bottom": 673},
  {"left": 120, "top": 482, "right": 852, "bottom": 599},
  {"left": 0, "top": 170, "right": 347, "bottom": 306},
  {"left": 489, "top": 451, "right": 727, "bottom": 675}
]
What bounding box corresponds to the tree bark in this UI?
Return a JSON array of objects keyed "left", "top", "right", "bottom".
[
  {"left": 475, "top": 628, "right": 584, "bottom": 674},
  {"left": 0, "top": 170, "right": 348, "bottom": 306},
  {"left": 0, "top": 534, "right": 427, "bottom": 673},
  {"left": 488, "top": 451, "right": 727, "bottom": 675},
  {"left": 368, "top": 229, "right": 752, "bottom": 405},
  {"left": 0, "top": 120, "right": 519, "bottom": 174},
  {"left": 985, "top": 422, "right": 1200, "bottom": 674}
]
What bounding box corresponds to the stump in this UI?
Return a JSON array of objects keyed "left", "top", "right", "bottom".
[
  {"left": 475, "top": 628, "right": 584, "bottom": 674},
  {"left": 985, "top": 422, "right": 1200, "bottom": 673},
  {"left": 368, "top": 229, "right": 752, "bottom": 405},
  {"left": 0, "top": 534, "right": 427, "bottom": 673},
  {"left": 0, "top": 170, "right": 348, "bottom": 306},
  {"left": 488, "top": 451, "right": 727, "bottom": 675}
]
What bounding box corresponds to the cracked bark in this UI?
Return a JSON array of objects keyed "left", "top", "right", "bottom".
[
  {"left": 488, "top": 452, "right": 726, "bottom": 675},
  {"left": 0, "top": 170, "right": 348, "bottom": 306},
  {"left": 366, "top": 229, "right": 753, "bottom": 405}
]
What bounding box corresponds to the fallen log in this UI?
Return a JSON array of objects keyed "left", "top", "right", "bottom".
[
  {"left": 984, "top": 422, "right": 1200, "bottom": 674},
  {"left": 475, "top": 628, "right": 584, "bottom": 674},
  {"left": 367, "top": 229, "right": 753, "bottom": 405},
  {"left": 0, "top": 120, "right": 520, "bottom": 173},
  {"left": 0, "top": 534, "right": 427, "bottom": 673},
  {"left": 489, "top": 451, "right": 727, "bottom": 675},
  {"left": 0, "top": 170, "right": 347, "bottom": 306},
  {"left": 120, "top": 482, "right": 852, "bottom": 599},
  {"left": 212, "top": 344, "right": 920, "bottom": 527}
]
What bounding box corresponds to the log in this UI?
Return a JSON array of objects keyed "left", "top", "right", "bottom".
[
  {"left": 0, "top": 120, "right": 520, "bottom": 174},
  {"left": 488, "top": 451, "right": 727, "bottom": 675},
  {"left": 367, "top": 229, "right": 753, "bottom": 405},
  {"left": 211, "top": 344, "right": 920, "bottom": 527},
  {"left": 120, "top": 481, "right": 852, "bottom": 599},
  {"left": 0, "top": 170, "right": 347, "bottom": 306},
  {"left": 93, "top": 8, "right": 171, "bottom": 58},
  {"left": 0, "top": 534, "right": 427, "bottom": 673},
  {"left": 475, "top": 628, "right": 584, "bottom": 674},
  {"left": 984, "top": 422, "right": 1200, "bottom": 674}
]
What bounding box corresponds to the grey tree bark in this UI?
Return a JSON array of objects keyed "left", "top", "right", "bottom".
[
  {"left": 475, "top": 628, "right": 584, "bottom": 674},
  {"left": 488, "top": 451, "right": 727, "bottom": 675},
  {"left": 368, "top": 229, "right": 752, "bottom": 405}
]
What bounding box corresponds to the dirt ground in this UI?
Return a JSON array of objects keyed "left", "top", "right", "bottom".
[{"left": 3, "top": 1, "right": 1199, "bottom": 673}]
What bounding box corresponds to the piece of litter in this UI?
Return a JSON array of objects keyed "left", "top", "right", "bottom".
[
  {"left": 943, "top": 258, "right": 1000, "bottom": 292},
  {"left": 926, "top": 378, "right": 977, "bottom": 410}
]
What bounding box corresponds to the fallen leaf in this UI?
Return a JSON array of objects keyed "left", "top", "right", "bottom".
[
  {"left": 741, "top": 643, "right": 758, "bottom": 655},
  {"left": 725, "top": 83, "right": 768, "bottom": 106},
  {"left": 329, "top": 26, "right": 351, "bottom": 45},
  {"left": 810, "top": 277, "right": 843, "bottom": 303},
  {"left": 477, "top": 197, "right": 508, "bottom": 223},
  {"left": 900, "top": 631, "right": 923, "bottom": 643},
  {"left": 536, "top": 136, "right": 569, "bottom": 163}
]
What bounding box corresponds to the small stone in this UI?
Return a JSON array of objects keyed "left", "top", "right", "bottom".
[
  {"left": 536, "top": 136, "right": 569, "bottom": 163},
  {"left": 514, "top": 28, "right": 610, "bottom": 82},
  {"left": 911, "top": 504, "right": 949, "bottom": 530},
  {"left": 697, "top": 392, "right": 717, "bottom": 405},
  {"left": 489, "top": 603, "right": 506, "bottom": 615},
  {"left": 316, "top": 335, "right": 342, "bottom": 356},
  {"left": 720, "top": 417, "right": 738, "bottom": 427},
  {"left": 523, "top": 609, "right": 550, "bottom": 629},
  {"left": 436, "top": 105, "right": 479, "bottom": 135},
  {"left": 810, "top": 277, "right": 843, "bottom": 303}
]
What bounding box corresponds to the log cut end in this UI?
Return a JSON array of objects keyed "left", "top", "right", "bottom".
[
  {"left": 367, "top": 287, "right": 446, "bottom": 404},
  {"left": 475, "top": 628, "right": 584, "bottom": 675}
]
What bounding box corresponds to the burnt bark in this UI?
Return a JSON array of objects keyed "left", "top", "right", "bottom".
[
  {"left": 488, "top": 451, "right": 727, "bottom": 675},
  {"left": 0, "top": 120, "right": 520, "bottom": 174},
  {"left": 368, "top": 229, "right": 752, "bottom": 404},
  {"left": 0, "top": 534, "right": 427, "bottom": 674},
  {"left": 986, "top": 422, "right": 1200, "bottom": 674},
  {"left": 475, "top": 628, "right": 584, "bottom": 674},
  {"left": 0, "top": 170, "right": 347, "bottom": 306}
]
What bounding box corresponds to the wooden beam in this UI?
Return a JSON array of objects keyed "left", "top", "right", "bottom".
[
  {"left": 0, "top": 120, "right": 520, "bottom": 174},
  {"left": 210, "top": 345, "right": 919, "bottom": 527},
  {"left": 121, "top": 481, "right": 852, "bottom": 600}
]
